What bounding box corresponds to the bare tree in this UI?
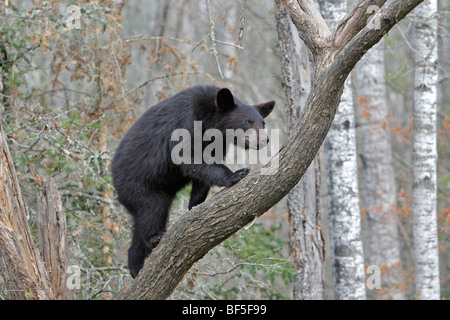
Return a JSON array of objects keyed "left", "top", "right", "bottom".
[
  {"left": 318, "top": 0, "right": 366, "bottom": 300},
  {"left": 412, "top": 0, "right": 441, "bottom": 300},
  {"left": 354, "top": 42, "right": 404, "bottom": 299},
  {"left": 275, "top": 0, "right": 325, "bottom": 300},
  {"left": 113, "top": 0, "right": 425, "bottom": 300}
]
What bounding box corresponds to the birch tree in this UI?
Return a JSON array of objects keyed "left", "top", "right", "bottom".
[
  {"left": 275, "top": 0, "right": 325, "bottom": 300},
  {"left": 412, "top": 0, "right": 441, "bottom": 300},
  {"left": 354, "top": 43, "right": 404, "bottom": 299},
  {"left": 318, "top": 0, "right": 366, "bottom": 300}
]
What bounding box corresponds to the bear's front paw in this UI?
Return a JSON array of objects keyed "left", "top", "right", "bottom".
[{"left": 225, "top": 168, "right": 250, "bottom": 187}]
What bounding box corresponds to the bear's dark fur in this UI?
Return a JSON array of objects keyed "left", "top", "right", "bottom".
[{"left": 111, "top": 85, "right": 275, "bottom": 277}]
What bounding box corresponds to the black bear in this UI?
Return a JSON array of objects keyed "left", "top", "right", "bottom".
[{"left": 111, "top": 85, "right": 275, "bottom": 277}]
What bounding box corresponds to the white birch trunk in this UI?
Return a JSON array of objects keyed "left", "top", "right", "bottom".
[
  {"left": 412, "top": 0, "right": 441, "bottom": 300},
  {"left": 325, "top": 81, "right": 366, "bottom": 300},
  {"left": 354, "top": 43, "right": 404, "bottom": 300},
  {"left": 319, "top": 0, "right": 366, "bottom": 300}
]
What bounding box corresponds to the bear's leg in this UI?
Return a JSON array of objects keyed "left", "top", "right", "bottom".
[
  {"left": 128, "top": 228, "right": 151, "bottom": 278},
  {"left": 127, "top": 192, "right": 173, "bottom": 277},
  {"left": 188, "top": 180, "right": 210, "bottom": 210}
]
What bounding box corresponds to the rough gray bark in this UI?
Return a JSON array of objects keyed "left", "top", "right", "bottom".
[
  {"left": 354, "top": 42, "right": 404, "bottom": 300},
  {"left": 112, "top": 0, "right": 424, "bottom": 300},
  {"left": 275, "top": 0, "right": 325, "bottom": 300},
  {"left": 412, "top": 0, "right": 441, "bottom": 300},
  {"left": 318, "top": 0, "right": 366, "bottom": 300}
]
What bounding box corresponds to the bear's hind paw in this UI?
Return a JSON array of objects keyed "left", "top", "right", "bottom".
[{"left": 146, "top": 230, "right": 166, "bottom": 250}]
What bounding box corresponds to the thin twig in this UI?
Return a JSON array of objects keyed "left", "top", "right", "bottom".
[
  {"left": 192, "top": 33, "right": 211, "bottom": 52},
  {"left": 206, "top": 0, "right": 224, "bottom": 79},
  {"left": 192, "top": 35, "right": 244, "bottom": 53},
  {"left": 213, "top": 39, "right": 243, "bottom": 50},
  {"left": 101, "top": 35, "right": 195, "bottom": 50},
  {"left": 238, "top": 0, "right": 247, "bottom": 47},
  {"left": 60, "top": 190, "right": 115, "bottom": 206},
  {"left": 126, "top": 71, "right": 208, "bottom": 97}
]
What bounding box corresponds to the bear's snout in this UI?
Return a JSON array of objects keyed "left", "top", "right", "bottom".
[{"left": 246, "top": 129, "right": 269, "bottom": 150}]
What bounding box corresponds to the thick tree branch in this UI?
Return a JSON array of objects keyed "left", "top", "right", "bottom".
[
  {"left": 333, "top": 0, "right": 387, "bottom": 52},
  {"left": 297, "top": 0, "right": 330, "bottom": 38},
  {"left": 332, "top": 0, "right": 423, "bottom": 73},
  {"left": 115, "top": 0, "right": 424, "bottom": 300},
  {"left": 283, "top": 0, "right": 331, "bottom": 55}
]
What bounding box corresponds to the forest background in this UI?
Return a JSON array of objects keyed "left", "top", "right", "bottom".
[{"left": 0, "top": 0, "right": 448, "bottom": 300}]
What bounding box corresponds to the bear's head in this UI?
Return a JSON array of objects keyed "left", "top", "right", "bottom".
[{"left": 215, "top": 88, "right": 275, "bottom": 150}]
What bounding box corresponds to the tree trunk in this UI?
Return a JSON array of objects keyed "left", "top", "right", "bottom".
[
  {"left": 318, "top": 0, "right": 366, "bottom": 300},
  {"left": 0, "top": 123, "right": 50, "bottom": 299},
  {"left": 325, "top": 81, "right": 366, "bottom": 300},
  {"left": 0, "top": 123, "right": 69, "bottom": 300},
  {"left": 412, "top": 0, "right": 440, "bottom": 300},
  {"left": 114, "top": 0, "right": 425, "bottom": 300},
  {"left": 37, "top": 178, "right": 71, "bottom": 300},
  {"left": 354, "top": 42, "right": 404, "bottom": 300},
  {"left": 275, "top": 0, "right": 325, "bottom": 300}
]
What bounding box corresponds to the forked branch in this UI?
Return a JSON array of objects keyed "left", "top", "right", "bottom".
[
  {"left": 283, "top": 0, "right": 331, "bottom": 55},
  {"left": 333, "top": 0, "right": 387, "bottom": 52}
]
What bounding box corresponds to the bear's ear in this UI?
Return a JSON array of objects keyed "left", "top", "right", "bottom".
[
  {"left": 255, "top": 101, "right": 275, "bottom": 118},
  {"left": 215, "top": 88, "right": 236, "bottom": 113}
]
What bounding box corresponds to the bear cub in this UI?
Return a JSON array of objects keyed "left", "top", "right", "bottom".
[{"left": 111, "top": 85, "right": 275, "bottom": 277}]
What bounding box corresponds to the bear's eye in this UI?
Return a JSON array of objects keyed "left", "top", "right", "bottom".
[{"left": 245, "top": 119, "right": 254, "bottom": 125}]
